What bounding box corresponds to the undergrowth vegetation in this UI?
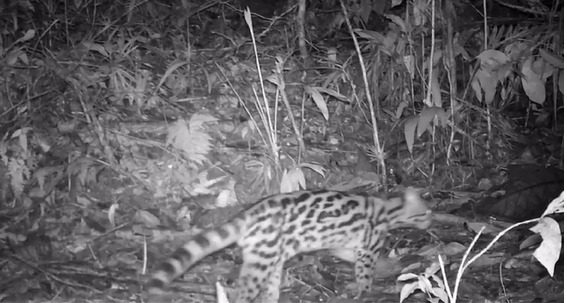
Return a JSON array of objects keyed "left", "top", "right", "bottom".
[{"left": 0, "top": 0, "right": 562, "bottom": 302}]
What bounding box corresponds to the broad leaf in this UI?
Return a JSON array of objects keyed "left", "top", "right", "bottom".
[
  {"left": 305, "top": 86, "right": 329, "bottom": 120},
  {"left": 530, "top": 217, "right": 562, "bottom": 276},
  {"left": 521, "top": 57, "right": 546, "bottom": 104},
  {"left": 542, "top": 192, "right": 564, "bottom": 216},
  {"left": 404, "top": 116, "right": 419, "bottom": 154}
]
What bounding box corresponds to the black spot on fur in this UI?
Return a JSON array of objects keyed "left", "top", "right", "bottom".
[
  {"left": 318, "top": 223, "right": 335, "bottom": 232},
  {"left": 280, "top": 197, "right": 292, "bottom": 207},
  {"left": 256, "top": 250, "right": 278, "bottom": 259},
  {"left": 284, "top": 224, "right": 296, "bottom": 234},
  {"left": 298, "top": 225, "right": 317, "bottom": 236},
  {"left": 327, "top": 193, "right": 343, "bottom": 201},
  {"left": 248, "top": 226, "right": 260, "bottom": 237},
  {"left": 171, "top": 248, "right": 193, "bottom": 264},
  {"left": 251, "top": 263, "right": 269, "bottom": 271},
  {"left": 296, "top": 193, "right": 312, "bottom": 203},
  {"left": 285, "top": 238, "right": 299, "bottom": 250},
  {"left": 346, "top": 199, "right": 359, "bottom": 209},
  {"left": 304, "top": 235, "right": 317, "bottom": 242},
  {"left": 350, "top": 225, "right": 363, "bottom": 233},
  {"left": 310, "top": 196, "right": 323, "bottom": 207},
  {"left": 386, "top": 204, "right": 403, "bottom": 215},
  {"left": 306, "top": 208, "right": 316, "bottom": 219},
  {"left": 160, "top": 261, "right": 177, "bottom": 276},
  {"left": 263, "top": 225, "right": 276, "bottom": 234},
  {"left": 264, "top": 237, "right": 279, "bottom": 248},
  {"left": 217, "top": 226, "right": 230, "bottom": 239},
  {"left": 316, "top": 210, "right": 331, "bottom": 221},
  {"left": 267, "top": 199, "right": 278, "bottom": 207},
  {"left": 338, "top": 213, "right": 365, "bottom": 228},
  {"left": 194, "top": 234, "right": 210, "bottom": 247},
  {"left": 147, "top": 278, "right": 165, "bottom": 289}
]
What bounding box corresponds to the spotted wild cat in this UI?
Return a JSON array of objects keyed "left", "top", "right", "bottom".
[{"left": 147, "top": 188, "right": 432, "bottom": 302}]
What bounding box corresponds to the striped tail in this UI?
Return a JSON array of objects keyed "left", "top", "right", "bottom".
[{"left": 147, "top": 215, "right": 247, "bottom": 293}]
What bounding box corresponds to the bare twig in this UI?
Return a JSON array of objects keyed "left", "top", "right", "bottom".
[
  {"left": 338, "top": 0, "right": 386, "bottom": 186},
  {"left": 274, "top": 58, "right": 305, "bottom": 158}
]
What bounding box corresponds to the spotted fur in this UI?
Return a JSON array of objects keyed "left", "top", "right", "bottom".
[{"left": 147, "top": 188, "right": 432, "bottom": 302}]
